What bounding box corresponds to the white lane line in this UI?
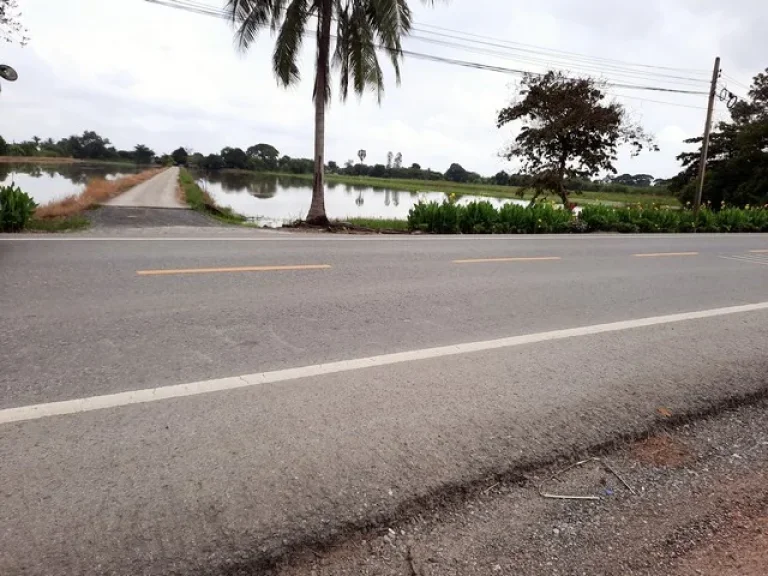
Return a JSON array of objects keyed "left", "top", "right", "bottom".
[
  {"left": 3, "top": 301, "right": 768, "bottom": 426},
  {"left": 720, "top": 256, "right": 768, "bottom": 267},
  {"left": 634, "top": 252, "right": 699, "bottom": 258}
]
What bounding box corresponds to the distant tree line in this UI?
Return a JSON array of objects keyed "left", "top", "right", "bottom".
[
  {"left": 0, "top": 131, "right": 158, "bottom": 165},
  {"left": 0, "top": 132, "right": 669, "bottom": 195}
]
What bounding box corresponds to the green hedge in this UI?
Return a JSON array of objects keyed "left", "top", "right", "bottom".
[
  {"left": 407, "top": 200, "right": 768, "bottom": 234},
  {"left": 1, "top": 183, "right": 37, "bottom": 232}
]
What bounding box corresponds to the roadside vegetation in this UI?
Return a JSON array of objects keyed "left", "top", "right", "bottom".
[
  {"left": 343, "top": 218, "right": 410, "bottom": 232},
  {"left": 34, "top": 169, "right": 162, "bottom": 219},
  {"left": 407, "top": 199, "right": 768, "bottom": 234},
  {"left": 178, "top": 169, "right": 247, "bottom": 225},
  {"left": 0, "top": 182, "right": 90, "bottom": 233},
  {"left": 0, "top": 182, "right": 36, "bottom": 232}
]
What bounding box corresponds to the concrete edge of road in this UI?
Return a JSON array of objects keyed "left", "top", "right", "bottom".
[
  {"left": 2, "top": 232, "right": 768, "bottom": 241},
  {"left": 244, "top": 386, "right": 768, "bottom": 575}
]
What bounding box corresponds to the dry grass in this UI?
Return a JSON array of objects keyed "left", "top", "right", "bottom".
[{"left": 35, "top": 169, "right": 163, "bottom": 218}]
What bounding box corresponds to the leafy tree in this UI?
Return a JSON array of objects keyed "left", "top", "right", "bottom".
[
  {"left": 498, "top": 71, "right": 656, "bottom": 207},
  {"left": 67, "top": 131, "right": 114, "bottom": 160},
  {"left": 0, "top": 0, "right": 28, "bottom": 45},
  {"left": 246, "top": 143, "right": 280, "bottom": 169},
  {"left": 671, "top": 68, "right": 768, "bottom": 207},
  {"left": 612, "top": 173, "right": 654, "bottom": 187},
  {"left": 327, "top": 160, "right": 338, "bottom": 173},
  {"left": 171, "top": 147, "right": 189, "bottom": 166},
  {"left": 493, "top": 170, "right": 511, "bottom": 186},
  {"left": 199, "top": 154, "right": 226, "bottom": 171},
  {"left": 134, "top": 144, "right": 155, "bottom": 165},
  {"left": 410, "top": 162, "right": 421, "bottom": 170},
  {"left": 221, "top": 147, "right": 248, "bottom": 169},
  {"left": 357, "top": 149, "right": 367, "bottom": 164},
  {"left": 0, "top": 134, "right": 7, "bottom": 156},
  {"left": 445, "top": 163, "right": 469, "bottom": 183},
  {"left": 394, "top": 152, "right": 403, "bottom": 169},
  {"left": 386, "top": 151, "right": 393, "bottom": 169},
  {"left": 227, "top": 0, "right": 439, "bottom": 224},
  {"left": 370, "top": 164, "right": 387, "bottom": 178}
]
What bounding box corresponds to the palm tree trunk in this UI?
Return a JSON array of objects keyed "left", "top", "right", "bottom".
[{"left": 306, "top": 0, "right": 333, "bottom": 226}]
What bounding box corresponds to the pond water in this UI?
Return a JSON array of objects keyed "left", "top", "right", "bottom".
[
  {"left": 0, "top": 163, "right": 141, "bottom": 205},
  {"left": 199, "top": 172, "right": 526, "bottom": 225}
]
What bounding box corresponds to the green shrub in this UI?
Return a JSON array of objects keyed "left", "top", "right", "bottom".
[
  {"left": 407, "top": 199, "right": 768, "bottom": 235},
  {"left": 0, "top": 183, "right": 37, "bottom": 232},
  {"left": 459, "top": 201, "right": 498, "bottom": 234},
  {"left": 579, "top": 204, "right": 619, "bottom": 232},
  {"left": 408, "top": 199, "right": 575, "bottom": 234}
]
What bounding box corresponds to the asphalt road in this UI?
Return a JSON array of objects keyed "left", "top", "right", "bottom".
[{"left": 1, "top": 230, "right": 768, "bottom": 575}]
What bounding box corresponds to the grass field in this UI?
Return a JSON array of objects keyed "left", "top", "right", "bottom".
[
  {"left": 0, "top": 156, "right": 143, "bottom": 167},
  {"left": 26, "top": 216, "right": 90, "bottom": 232},
  {"left": 265, "top": 172, "right": 680, "bottom": 207},
  {"left": 344, "top": 218, "right": 410, "bottom": 231},
  {"left": 178, "top": 169, "right": 248, "bottom": 225}
]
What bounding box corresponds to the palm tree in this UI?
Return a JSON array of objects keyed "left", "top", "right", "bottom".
[{"left": 227, "top": 0, "right": 439, "bottom": 225}]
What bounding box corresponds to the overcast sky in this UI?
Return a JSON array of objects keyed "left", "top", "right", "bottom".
[{"left": 1, "top": 0, "right": 765, "bottom": 178}]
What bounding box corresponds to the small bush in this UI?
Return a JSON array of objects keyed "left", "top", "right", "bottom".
[
  {"left": 408, "top": 199, "right": 768, "bottom": 234},
  {"left": 0, "top": 183, "right": 37, "bottom": 232}
]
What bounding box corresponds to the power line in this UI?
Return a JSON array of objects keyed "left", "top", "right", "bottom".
[
  {"left": 404, "top": 33, "right": 710, "bottom": 89},
  {"left": 412, "top": 20, "right": 710, "bottom": 75},
  {"left": 408, "top": 27, "right": 710, "bottom": 85},
  {"left": 158, "top": 0, "right": 710, "bottom": 88},
  {"left": 721, "top": 72, "right": 750, "bottom": 91},
  {"left": 143, "top": 0, "right": 708, "bottom": 97},
  {"left": 610, "top": 93, "right": 708, "bottom": 110}
]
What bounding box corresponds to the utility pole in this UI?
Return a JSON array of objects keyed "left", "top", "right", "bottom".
[{"left": 694, "top": 56, "right": 721, "bottom": 214}]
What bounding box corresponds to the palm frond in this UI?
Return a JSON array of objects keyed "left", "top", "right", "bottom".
[
  {"left": 273, "top": 0, "right": 310, "bottom": 86},
  {"left": 227, "top": 0, "right": 278, "bottom": 51},
  {"left": 335, "top": 1, "right": 386, "bottom": 102},
  {"left": 332, "top": 8, "right": 351, "bottom": 98}
]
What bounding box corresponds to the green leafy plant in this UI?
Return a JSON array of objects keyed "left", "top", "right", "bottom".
[
  {"left": 409, "top": 199, "right": 768, "bottom": 234},
  {"left": 0, "top": 183, "right": 37, "bottom": 232}
]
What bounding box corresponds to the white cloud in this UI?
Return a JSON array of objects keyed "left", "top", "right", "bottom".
[{"left": 1, "top": 0, "right": 765, "bottom": 178}]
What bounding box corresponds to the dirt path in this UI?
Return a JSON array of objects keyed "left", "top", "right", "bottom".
[
  {"left": 276, "top": 400, "right": 768, "bottom": 576},
  {"left": 106, "top": 166, "right": 182, "bottom": 208}
]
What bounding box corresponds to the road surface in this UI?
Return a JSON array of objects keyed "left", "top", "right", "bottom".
[
  {"left": 106, "top": 166, "right": 183, "bottom": 208},
  {"left": 1, "top": 230, "right": 767, "bottom": 575}
]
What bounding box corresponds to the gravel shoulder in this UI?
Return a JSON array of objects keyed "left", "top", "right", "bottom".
[
  {"left": 276, "top": 399, "right": 768, "bottom": 576},
  {"left": 86, "top": 206, "right": 221, "bottom": 227}
]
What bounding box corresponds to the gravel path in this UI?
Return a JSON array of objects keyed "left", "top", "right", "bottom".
[
  {"left": 276, "top": 399, "right": 768, "bottom": 576},
  {"left": 92, "top": 166, "right": 221, "bottom": 227},
  {"left": 106, "top": 167, "right": 182, "bottom": 208},
  {"left": 87, "top": 206, "right": 219, "bottom": 228}
]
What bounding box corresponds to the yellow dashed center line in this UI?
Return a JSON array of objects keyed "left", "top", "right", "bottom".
[
  {"left": 137, "top": 264, "right": 332, "bottom": 276},
  {"left": 633, "top": 252, "right": 699, "bottom": 258},
  {"left": 749, "top": 249, "right": 768, "bottom": 254},
  {"left": 453, "top": 257, "right": 562, "bottom": 264}
]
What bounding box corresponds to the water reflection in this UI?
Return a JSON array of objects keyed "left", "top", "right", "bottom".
[
  {"left": 0, "top": 162, "right": 141, "bottom": 205},
  {"left": 198, "top": 172, "right": 524, "bottom": 225}
]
